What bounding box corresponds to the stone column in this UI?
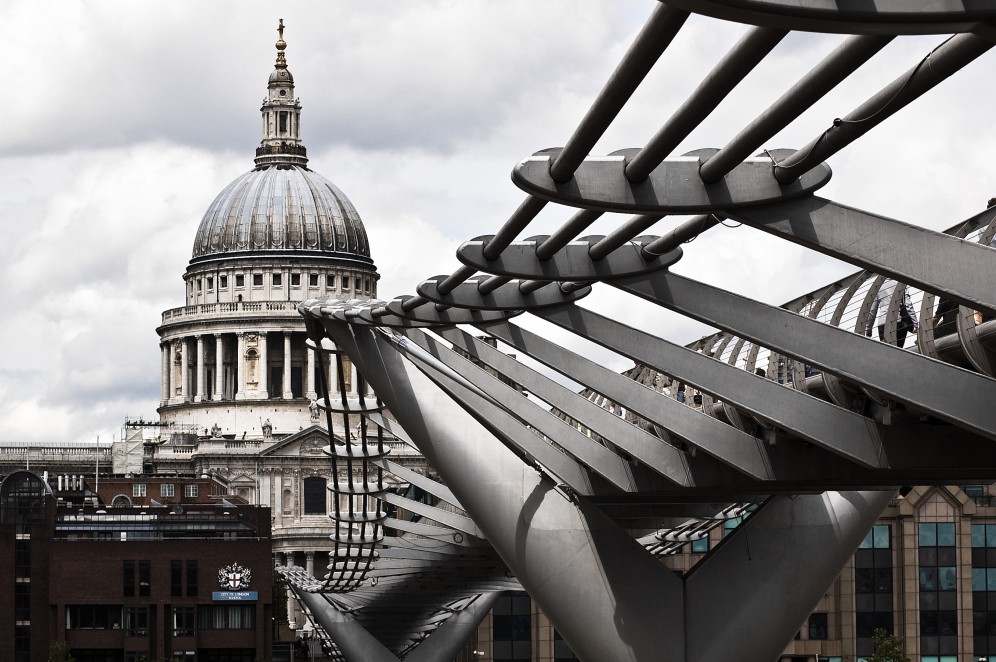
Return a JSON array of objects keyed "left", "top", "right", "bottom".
[
  {"left": 171, "top": 341, "right": 181, "bottom": 400},
  {"left": 160, "top": 344, "right": 169, "bottom": 405},
  {"left": 305, "top": 551, "right": 315, "bottom": 578},
  {"left": 181, "top": 337, "right": 191, "bottom": 402},
  {"left": 306, "top": 346, "right": 317, "bottom": 400},
  {"left": 329, "top": 352, "right": 338, "bottom": 396},
  {"left": 195, "top": 335, "right": 205, "bottom": 403},
  {"left": 214, "top": 334, "right": 224, "bottom": 401},
  {"left": 283, "top": 332, "right": 293, "bottom": 399},
  {"left": 235, "top": 332, "right": 246, "bottom": 401},
  {"left": 285, "top": 552, "right": 298, "bottom": 629},
  {"left": 259, "top": 331, "right": 269, "bottom": 398}
]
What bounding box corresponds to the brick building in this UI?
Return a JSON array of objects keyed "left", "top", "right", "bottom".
[{"left": 0, "top": 470, "right": 273, "bottom": 662}]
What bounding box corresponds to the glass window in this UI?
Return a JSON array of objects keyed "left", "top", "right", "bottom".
[
  {"left": 123, "top": 560, "right": 134, "bottom": 597},
  {"left": 197, "top": 605, "right": 255, "bottom": 629},
  {"left": 65, "top": 605, "right": 123, "bottom": 630},
  {"left": 974, "top": 524, "right": 986, "bottom": 548},
  {"left": 187, "top": 560, "right": 198, "bottom": 596},
  {"left": 326, "top": 274, "right": 335, "bottom": 288},
  {"left": 309, "top": 273, "right": 319, "bottom": 287},
  {"left": 132, "top": 484, "right": 146, "bottom": 497},
  {"left": 987, "top": 524, "right": 996, "bottom": 548},
  {"left": 303, "top": 477, "right": 327, "bottom": 515},
  {"left": 173, "top": 606, "right": 196, "bottom": 637},
  {"left": 219, "top": 275, "right": 228, "bottom": 289},
  {"left": 291, "top": 273, "right": 301, "bottom": 286},
  {"left": 171, "top": 560, "right": 182, "bottom": 597},
  {"left": 138, "top": 560, "right": 151, "bottom": 597},
  {"left": 125, "top": 606, "right": 149, "bottom": 636},
  {"left": 973, "top": 567, "right": 987, "bottom": 591},
  {"left": 184, "top": 484, "right": 198, "bottom": 498},
  {"left": 342, "top": 276, "right": 351, "bottom": 289},
  {"left": 873, "top": 525, "right": 891, "bottom": 549},
  {"left": 253, "top": 273, "right": 263, "bottom": 287},
  {"left": 196, "top": 279, "right": 202, "bottom": 292},
  {"left": 921, "top": 522, "right": 956, "bottom": 547},
  {"left": 938, "top": 567, "right": 957, "bottom": 590},
  {"left": 690, "top": 537, "right": 709, "bottom": 553},
  {"left": 937, "top": 523, "right": 956, "bottom": 547},
  {"left": 161, "top": 484, "right": 174, "bottom": 497},
  {"left": 272, "top": 273, "right": 282, "bottom": 286},
  {"left": 809, "top": 612, "right": 828, "bottom": 640},
  {"left": 207, "top": 277, "right": 214, "bottom": 290},
  {"left": 235, "top": 274, "right": 244, "bottom": 287}
]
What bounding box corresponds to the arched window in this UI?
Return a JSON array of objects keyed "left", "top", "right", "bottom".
[
  {"left": 1, "top": 471, "right": 50, "bottom": 525},
  {"left": 111, "top": 494, "right": 132, "bottom": 507},
  {"left": 303, "top": 477, "right": 327, "bottom": 515}
]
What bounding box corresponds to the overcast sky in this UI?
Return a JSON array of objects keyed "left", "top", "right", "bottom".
[{"left": 1, "top": 1, "right": 993, "bottom": 445}]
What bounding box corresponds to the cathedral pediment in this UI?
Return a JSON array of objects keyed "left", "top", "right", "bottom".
[{"left": 258, "top": 425, "right": 330, "bottom": 458}]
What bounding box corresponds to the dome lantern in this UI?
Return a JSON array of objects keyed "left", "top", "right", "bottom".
[{"left": 256, "top": 19, "right": 307, "bottom": 168}]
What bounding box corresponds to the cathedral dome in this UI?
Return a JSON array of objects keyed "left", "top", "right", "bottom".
[
  {"left": 190, "top": 166, "right": 372, "bottom": 264},
  {"left": 189, "top": 19, "right": 373, "bottom": 270}
]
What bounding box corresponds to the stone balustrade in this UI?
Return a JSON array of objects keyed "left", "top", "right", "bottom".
[{"left": 161, "top": 300, "right": 302, "bottom": 324}]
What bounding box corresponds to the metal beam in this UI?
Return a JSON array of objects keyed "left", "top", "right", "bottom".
[
  {"left": 323, "top": 320, "right": 687, "bottom": 661},
  {"left": 729, "top": 196, "right": 996, "bottom": 316},
  {"left": 613, "top": 269, "right": 996, "bottom": 439},
  {"left": 533, "top": 304, "right": 885, "bottom": 467},
  {"left": 474, "top": 318, "right": 775, "bottom": 479}
]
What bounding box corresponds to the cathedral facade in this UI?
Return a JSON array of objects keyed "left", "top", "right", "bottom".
[{"left": 148, "top": 22, "right": 424, "bottom": 630}]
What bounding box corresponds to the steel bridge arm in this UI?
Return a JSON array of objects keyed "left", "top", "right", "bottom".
[
  {"left": 534, "top": 303, "right": 885, "bottom": 468},
  {"left": 730, "top": 196, "right": 996, "bottom": 316},
  {"left": 613, "top": 270, "right": 996, "bottom": 439},
  {"left": 323, "top": 319, "right": 688, "bottom": 661}
]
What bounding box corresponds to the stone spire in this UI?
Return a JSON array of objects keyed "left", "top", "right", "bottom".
[{"left": 255, "top": 19, "right": 308, "bottom": 168}]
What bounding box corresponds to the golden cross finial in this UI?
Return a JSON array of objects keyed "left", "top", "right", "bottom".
[{"left": 278, "top": 19, "right": 284, "bottom": 42}]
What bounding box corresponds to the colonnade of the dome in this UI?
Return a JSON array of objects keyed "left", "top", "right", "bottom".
[{"left": 158, "top": 328, "right": 358, "bottom": 436}]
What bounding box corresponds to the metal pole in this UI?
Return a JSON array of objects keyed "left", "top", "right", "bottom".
[
  {"left": 700, "top": 34, "right": 892, "bottom": 183},
  {"left": 549, "top": 4, "right": 690, "bottom": 182},
  {"left": 774, "top": 32, "right": 993, "bottom": 183},
  {"left": 625, "top": 26, "right": 788, "bottom": 182}
]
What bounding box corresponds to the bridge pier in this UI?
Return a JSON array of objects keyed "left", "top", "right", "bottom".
[{"left": 321, "top": 321, "right": 893, "bottom": 661}]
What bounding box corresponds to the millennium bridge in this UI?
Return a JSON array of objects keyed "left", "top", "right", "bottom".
[{"left": 279, "top": 3, "right": 996, "bottom": 660}]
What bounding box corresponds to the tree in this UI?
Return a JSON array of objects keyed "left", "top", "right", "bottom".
[
  {"left": 273, "top": 574, "right": 289, "bottom": 625},
  {"left": 864, "top": 628, "right": 909, "bottom": 662},
  {"left": 47, "top": 641, "right": 75, "bottom": 662}
]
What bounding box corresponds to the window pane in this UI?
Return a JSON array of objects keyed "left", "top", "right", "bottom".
[
  {"left": 938, "top": 567, "right": 957, "bottom": 591},
  {"left": 873, "top": 525, "right": 890, "bottom": 549},
  {"left": 920, "top": 567, "right": 938, "bottom": 591},
  {"left": 920, "top": 523, "right": 937, "bottom": 547},
  {"left": 973, "top": 524, "right": 986, "bottom": 548},
  {"left": 987, "top": 524, "right": 996, "bottom": 549},
  {"left": 937, "top": 522, "right": 955, "bottom": 547},
  {"left": 974, "top": 568, "right": 987, "bottom": 592},
  {"left": 809, "top": 613, "right": 828, "bottom": 640}
]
